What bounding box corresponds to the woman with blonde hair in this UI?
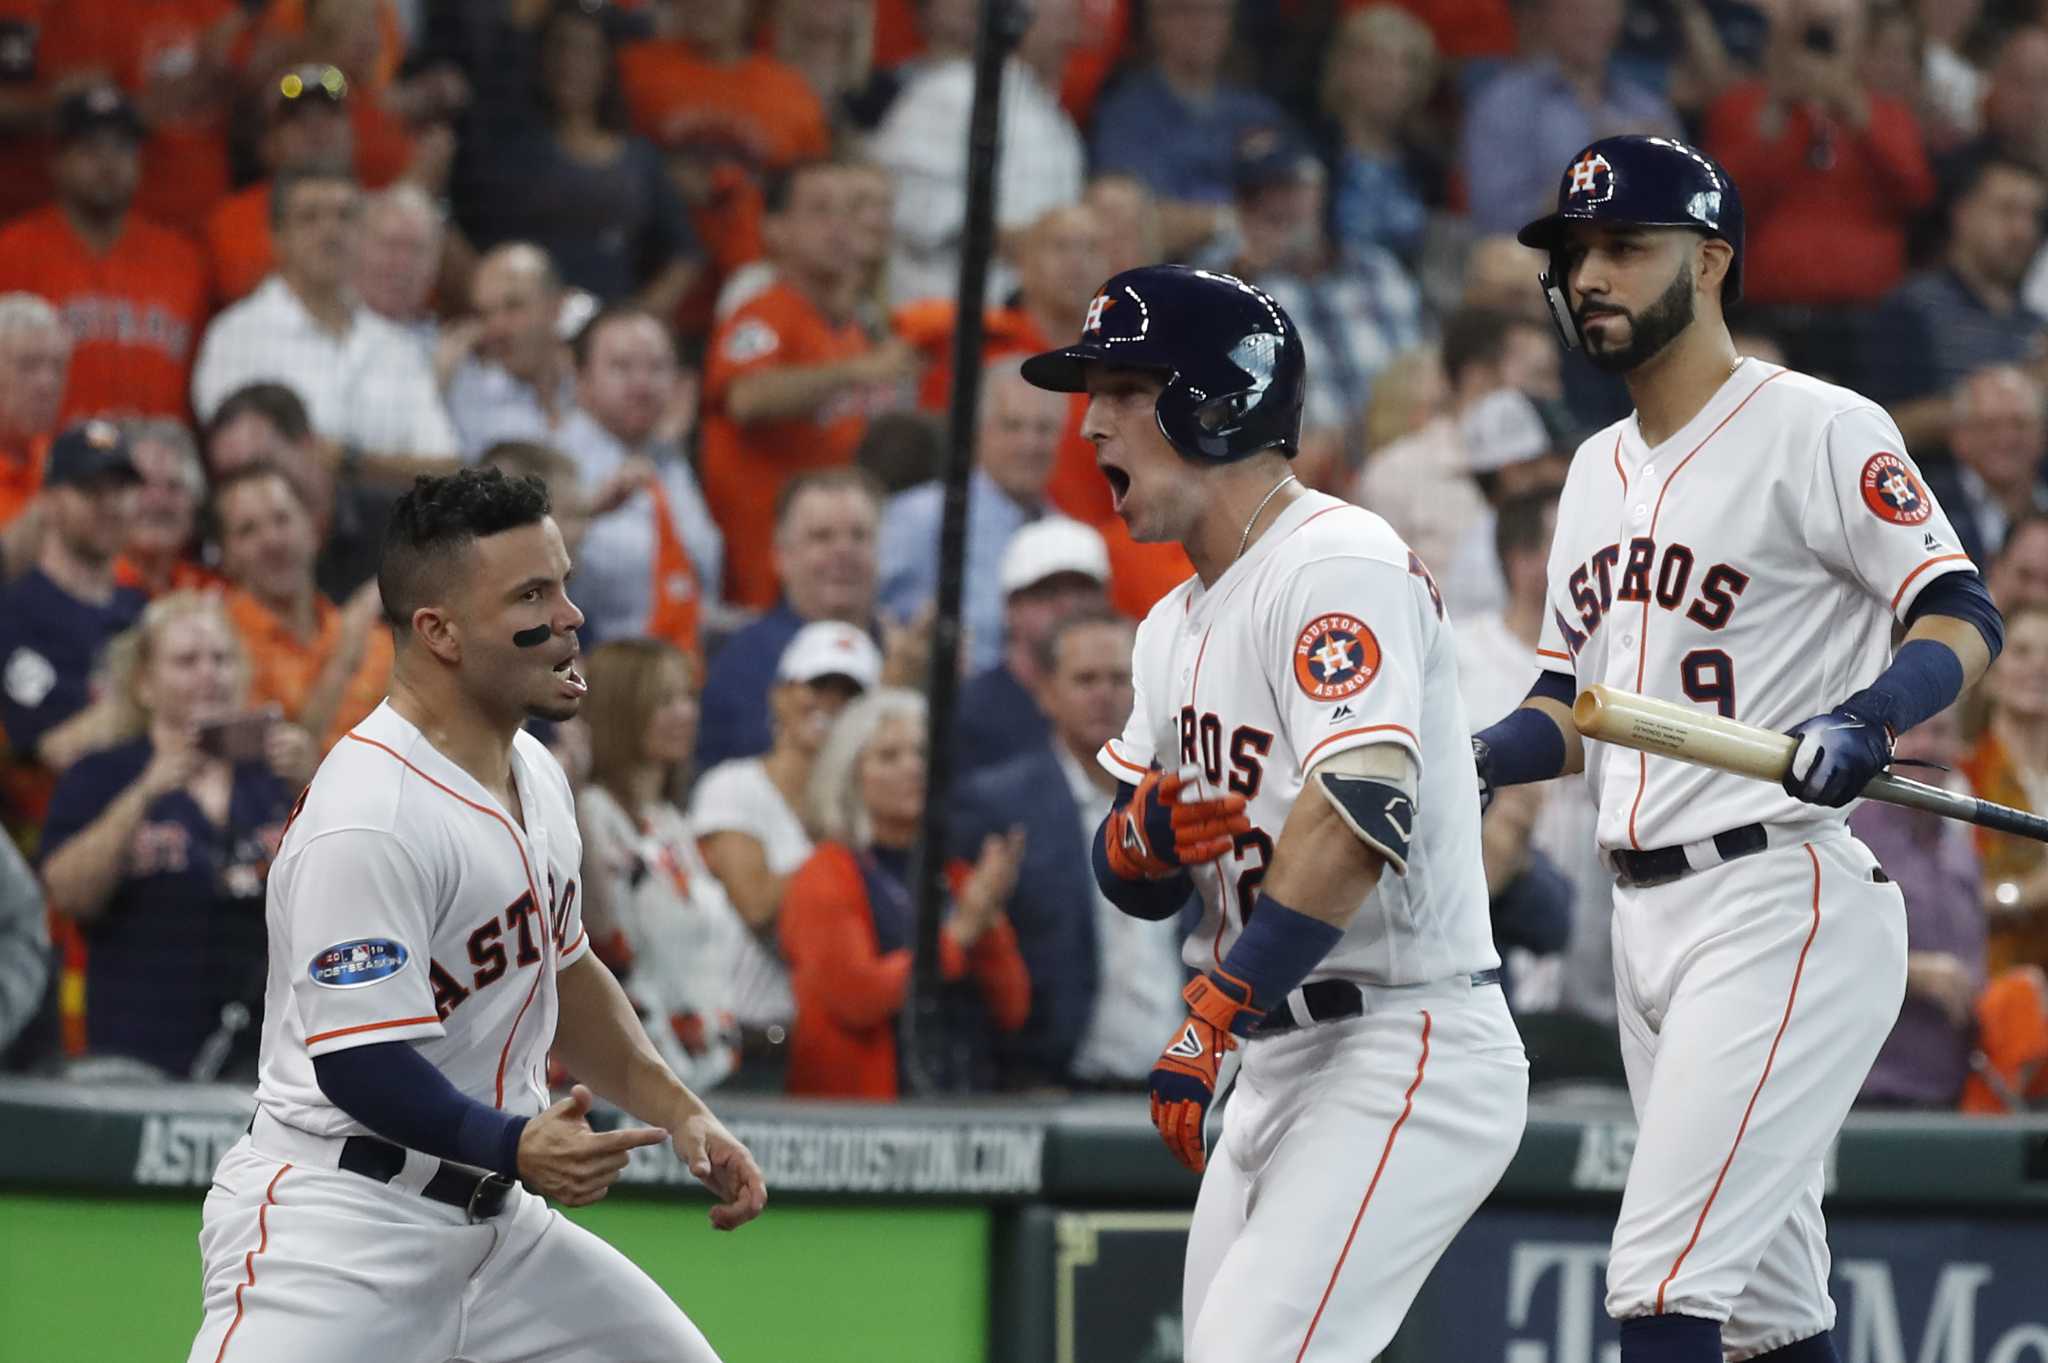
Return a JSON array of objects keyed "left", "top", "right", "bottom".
[
  {"left": 779, "top": 687, "right": 1030, "bottom": 1097},
  {"left": 40, "top": 591, "right": 315, "bottom": 1078},
  {"left": 577, "top": 638, "right": 748, "bottom": 1093},
  {"left": 1317, "top": 4, "right": 1444, "bottom": 267}
]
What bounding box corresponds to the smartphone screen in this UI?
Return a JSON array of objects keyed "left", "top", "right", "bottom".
[{"left": 198, "top": 713, "right": 275, "bottom": 764}]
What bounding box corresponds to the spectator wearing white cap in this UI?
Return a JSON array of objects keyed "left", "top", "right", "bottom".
[
  {"left": 877, "top": 357, "right": 1071, "bottom": 676},
  {"left": 1436, "top": 386, "right": 1564, "bottom": 620},
  {"left": 696, "top": 468, "right": 931, "bottom": 771},
  {"left": 955, "top": 516, "right": 1110, "bottom": 782},
  {"left": 691, "top": 619, "right": 883, "bottom": 1081},
  {"left": 1356, "top": 307, "right": 1556, "bottom": 593}
]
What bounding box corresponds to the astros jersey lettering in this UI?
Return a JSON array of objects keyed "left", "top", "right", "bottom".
[
  {"left": 1102, "top": 489, "right": 1499, "bottom": 989},
  {"left": 252, "top": 702, "right": 590, "bottom": 1136},
  {"left": 1537, "top": 359, "right": 1973, "bottom": 851}
]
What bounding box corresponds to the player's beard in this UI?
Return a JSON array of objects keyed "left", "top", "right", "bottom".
[{"left": 1578, "top": 262, "right": 1696, "bottom": 374}]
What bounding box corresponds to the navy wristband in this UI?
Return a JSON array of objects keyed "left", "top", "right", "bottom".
[
  {"left": 1474, "top": 703, "right": 1569, "bottom": 788},
  {"left": 1214, "top": 894, "right": 1344, "bottom": 1017},
  {"left": 1842, "top": 638, "right": 1966, "bottom": 738}
]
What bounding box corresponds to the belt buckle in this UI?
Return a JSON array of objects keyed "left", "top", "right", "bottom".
[{"left": 467, "top": 1173, "right": 513, "bottom": 1223}]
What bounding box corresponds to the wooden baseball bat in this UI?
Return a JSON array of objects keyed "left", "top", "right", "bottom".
[{"left": 1571, "top": 683, "right": 2048, "bottom": 843}]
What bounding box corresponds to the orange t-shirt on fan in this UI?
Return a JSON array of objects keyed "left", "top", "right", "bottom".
[
  {"left": 0, "top": 206, "right": 209, "bottom": 422},
  {"left": 38, "top": 0, "right": 241, "bottom": 235},
  {"left": 699, "top": 282, "right": 884, "bottom": 611}
]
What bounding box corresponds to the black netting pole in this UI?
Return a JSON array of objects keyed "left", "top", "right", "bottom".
[{"left": 900, "top": 0, "right": 1028, "bottom": 1094}]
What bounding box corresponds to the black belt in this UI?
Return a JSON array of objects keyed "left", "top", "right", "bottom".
[
  {"left": 1252, "top": 970, "right": 1502, "bottom": 1036},
  {"left": 338, "top": 1135, "right": 514, "bottom": 1222},
  {"left": 1609, "top": 822, "right": 1768, "bottom": 889}
]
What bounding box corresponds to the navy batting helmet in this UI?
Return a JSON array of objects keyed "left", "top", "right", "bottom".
[
  {"left": 1517, "top": 135, "right": 1745, "bottom": 347},
  {"left": 1020, "top": 265, "right": 1307, "bottom": 462}
]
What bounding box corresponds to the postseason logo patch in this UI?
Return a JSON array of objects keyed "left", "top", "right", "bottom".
[
  {"left": 308, "top": 938, "right": 410, "bottom": 989},
  {"left": 1860, "top": 452, "right": 1932, "bottom": 526},
  {"left": 1293, "top": 613, "right": 1381, "bottom": 701}
]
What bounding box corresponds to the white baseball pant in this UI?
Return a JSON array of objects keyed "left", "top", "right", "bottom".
[
  {"left": 1603, "top": 834, "right": 1907, "bottom": 1360},
  {"left": 186, "top": 1131, "right": 721, "bottom": 1363},
  {"left": 1182, "top": 975, "right": 1528, "bottom": 1362}
]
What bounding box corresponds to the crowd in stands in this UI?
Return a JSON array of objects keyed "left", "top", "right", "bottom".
[{"left": 1, "top": 0, "right": 2046, "bottom": 1111}]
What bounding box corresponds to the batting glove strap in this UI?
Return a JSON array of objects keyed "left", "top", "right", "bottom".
[
  {"left": 1148, "top": 980, "right": 1249, "bottom": 1175},
  {"left": 1104, "top": 769, "right": 1251, "bottom": 881},
  {"left": 1782, "top": 705, "right": 1894, "bottom": 807}
]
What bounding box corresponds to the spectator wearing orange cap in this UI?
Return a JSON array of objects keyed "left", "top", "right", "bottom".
[
  {"left": 699, "top": 160, "right": 918, "bottom": 611},
  {"left": 0, "top": 85, "right": 208, "bottom": 426}
]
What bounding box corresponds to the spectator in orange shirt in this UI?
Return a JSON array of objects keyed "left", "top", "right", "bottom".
[
  {"left": 115, "top": 418, "right": 219, "bottom": 600},
  {"left": 37, "top": 0, "right": 248, "bottom": 235},
  {"left": 0, "top": 294, "right": 70, "bottom": 578},
  {"left": 0, "top": 85, "right": 208, "bottom": 426},
  {"left": 618, "top": 0, "right": 831, "bottom": 280},
  {"left": 700, "top": 160, "right": 919, "bottom": 610},
  {"left": 212, "top": 462, "right": 392, "bottom": 754},
  {"left": 204, "top": 63, "right": 356, "bottom": 306},
  {"left": 294, "top": 0, "right": 459, "bottom": 194},
  {"left": 780, "top": 687, "right": 1029, "bottom": 1097}
]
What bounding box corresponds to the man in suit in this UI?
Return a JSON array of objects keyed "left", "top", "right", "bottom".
[
  {"left": 954, "top": 608, "right": 1189, "bottom": 1089},
  {"left": 1924, "top": 364, "right": 2048, "bottom": 568}
]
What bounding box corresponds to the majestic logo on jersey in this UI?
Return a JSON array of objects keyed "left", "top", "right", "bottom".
[
  {"left": 1083, "top": 292, "right": 1116, "bottom": 334},
  {"left": 309, "top": 938, "right": 410, "bottom": 989},
  {"left": 1859, "top": 452, "right": 1932, "bottom": 525},
  {"left": 1567, "top": 152, "right": 1615, "bottom": 203},
  {"left": 1293, "top": 613, "right": 1381, "bottom": 701}
]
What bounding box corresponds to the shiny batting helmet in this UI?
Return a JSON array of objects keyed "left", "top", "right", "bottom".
[
  {"left": 1516, "top": 135, "right": 1745, "bottom": 349},
  {"left": 1020, "top": 265, "right": 1307, "bottom": 462}
]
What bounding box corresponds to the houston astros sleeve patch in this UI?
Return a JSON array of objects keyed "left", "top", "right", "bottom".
[
  {"left": 1859, "top": 452, "right": 1931, "bottom": 525},
  {"left": 1293, "top": 613, "right": 1381, "bottom": 701}
]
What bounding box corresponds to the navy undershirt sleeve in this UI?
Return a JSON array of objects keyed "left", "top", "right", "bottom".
[{"left": 314, "top": 1041, "right": 528, "bottom": 1179}]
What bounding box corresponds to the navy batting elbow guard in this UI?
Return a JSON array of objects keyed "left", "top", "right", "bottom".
[{"left": 1315, "top": 771, "right": 1414, "bottom": 875}]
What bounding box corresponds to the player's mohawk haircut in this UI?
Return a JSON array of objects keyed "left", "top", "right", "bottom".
[{"left": 378, "top": 467, "right": 552, "bottom": 629}]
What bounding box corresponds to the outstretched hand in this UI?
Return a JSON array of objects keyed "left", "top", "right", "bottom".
[{"left": 673, "top": 1110, "right": 767, "bottom": 1231}]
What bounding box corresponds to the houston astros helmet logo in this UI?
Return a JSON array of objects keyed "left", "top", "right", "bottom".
[
  {"left": 1293, "top": 613, "right": 1382, "bottom": 701},
  {"left": 1858, "top": 452, "right": 1932, "bottom": 525},
  {"left": 1567, "top": 152, "right": 1616, "bottom": 204},
  {"left": 1084, "top": 292, "right": 1116, "bottom": 334}
]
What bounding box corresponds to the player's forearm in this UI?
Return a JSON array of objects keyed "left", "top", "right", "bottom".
[
  {"left": 725, "top": 360, "right": 870, "bottom": 426},
  {"left": 554, "top": 954, "right": 707, "bottom": 1129},
  {"left": 1903, "top": 613, "right": 1992, "bottom": 691},
  {"left": 1260, "top": 791, "right": 1385, "bottom": 929}
]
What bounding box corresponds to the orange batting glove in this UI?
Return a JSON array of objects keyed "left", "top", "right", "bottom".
[
  {"left": 1104, "top": 768, "right": 1251, "bottom": 881},
  {"left": 1148, "top": 969, "right": 1263, "bottom": 1173}
]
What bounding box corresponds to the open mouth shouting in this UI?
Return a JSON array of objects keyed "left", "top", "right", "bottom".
[
  {"left": 1099, "top": 458, "right": 1132, "bottom": 513},
  {"left": 550, "top": 650, "right": 588, "bottom": 697}
]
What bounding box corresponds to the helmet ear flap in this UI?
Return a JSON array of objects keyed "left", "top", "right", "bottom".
[{"left": 1541, "top": 263, "right": 1581, "bottom": 351}]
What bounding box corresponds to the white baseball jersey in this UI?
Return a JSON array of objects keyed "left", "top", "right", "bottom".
[
  {"left": 1099, "top": 489, "right": 1499, "bottom": 986},
  {"left": 1537, "top": 359, "right": 1975, "bottom": 852},
  {"left": 251, "top": 702, "right": 590, "bottom": 1136}
]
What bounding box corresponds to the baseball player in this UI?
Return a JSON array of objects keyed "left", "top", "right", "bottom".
[
  {"left": 1023, "top": 265, "right": 1529, "bottom": 1362},
  {"left": 1474, "top": 136, "right": 2006, "bottom": 1363},
  {"left": 187, "top": 469, "right": 766, "bottom": 1363}
]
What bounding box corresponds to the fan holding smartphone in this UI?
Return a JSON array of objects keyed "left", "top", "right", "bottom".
[{"left": 39, "top": 593, "right": 318, "bottom": 1080}]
